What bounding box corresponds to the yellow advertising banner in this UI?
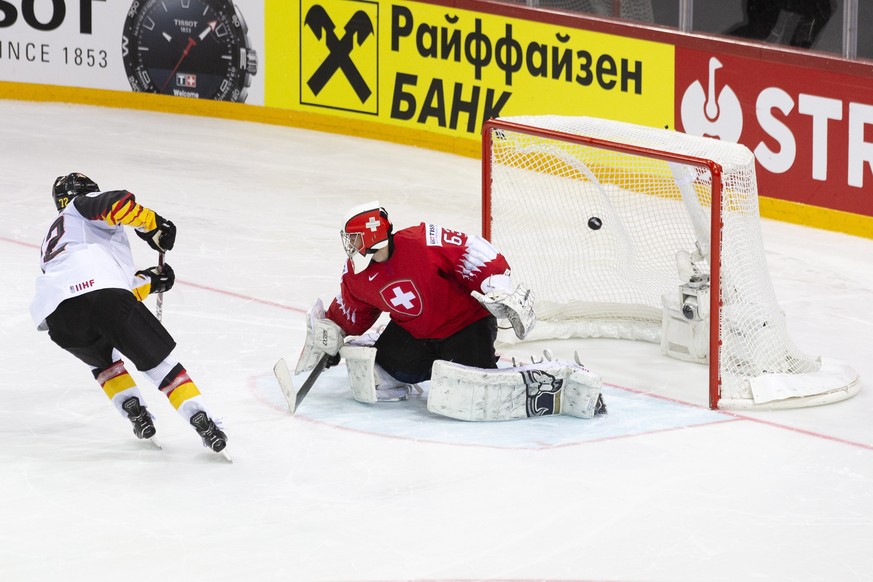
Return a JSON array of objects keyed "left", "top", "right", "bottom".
[{"left": 266, "top": 0, "right": 675, "bottom": 137}]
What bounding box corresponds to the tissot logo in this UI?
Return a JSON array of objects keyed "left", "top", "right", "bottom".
[
  {"left": 177, "top": 73, "right": 197, "bottom": 88},
  {"left": 300, "top": 1, "right": 378, "bottom": 114}
]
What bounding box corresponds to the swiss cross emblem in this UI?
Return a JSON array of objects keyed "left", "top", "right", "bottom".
[
  {"left": 380, "top": 280, "right": 422, "bottom": 316},
  {"left": 365, "top": 216, "right": 380, "bottom": 231}
]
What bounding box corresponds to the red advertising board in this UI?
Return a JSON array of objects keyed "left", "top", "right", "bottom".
[{"left": 675, "top": 47, "right": 873, "bottom": 217}]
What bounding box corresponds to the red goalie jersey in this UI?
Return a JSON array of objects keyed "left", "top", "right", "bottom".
[{"left": 326, "top": 223, "right": 511, "bottom": 339}]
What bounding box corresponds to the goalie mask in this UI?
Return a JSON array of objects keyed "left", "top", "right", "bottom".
[
  {"left": 53, "top": 172, "right": 100, "bottom": 211},
  {"left": 341, "top": 201, "right": 393, "bottom": 274}
]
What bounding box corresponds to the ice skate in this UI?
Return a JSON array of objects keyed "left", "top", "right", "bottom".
[
  {"left": 189, "top": 411, "right": 228, "bottom": 454},
  {"left": 121, "top": 396, "right": 157, "bottom": 439},
  {"left": 594, "top": 393, "right": 607, "bottom": 416},
  {"left": 376, "top": 385, "right": 412, "bottom": 401}
]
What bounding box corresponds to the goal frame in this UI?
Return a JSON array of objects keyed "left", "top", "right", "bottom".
[{"left": 481, "top": 118, "right": 729, "bottom": 409}]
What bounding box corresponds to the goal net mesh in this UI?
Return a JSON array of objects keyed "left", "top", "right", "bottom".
[{"left": 484, "top": 115, "right": 859, "bottom": 408}]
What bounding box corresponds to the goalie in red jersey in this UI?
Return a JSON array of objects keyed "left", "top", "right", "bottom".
[
  {"left": 295, "top": 201, "right": 536, "bottom": 403},
  {"left": 293, "top": 201, "right": 606, "bottom": 421}
]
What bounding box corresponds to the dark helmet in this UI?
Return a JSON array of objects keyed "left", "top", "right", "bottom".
[{"left": 52, "top": 172, "right": 100, "bottom": 211}]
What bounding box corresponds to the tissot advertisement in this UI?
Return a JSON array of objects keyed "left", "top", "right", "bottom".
[{"left": 0, "top": 0, "right": 264, "bottom": 104}]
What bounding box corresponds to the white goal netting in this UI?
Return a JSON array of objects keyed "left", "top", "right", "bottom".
[{"left": 484, "top": 115, "right": 859, "bottom": 409}]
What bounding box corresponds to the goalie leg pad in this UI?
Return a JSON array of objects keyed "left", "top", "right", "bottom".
[
  {"left": 340, "top": 346, "right": 411, "bottom": 403},
  {"left": 427, "top": 359, "right": 602, "bottom": 421},
  {"left": 341, "top": 345, "right": 378, "bottom": 404}
]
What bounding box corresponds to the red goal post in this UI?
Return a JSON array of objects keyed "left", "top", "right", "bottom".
[{"left": 481, "top": 115, "right": 859, "bottom": 410}]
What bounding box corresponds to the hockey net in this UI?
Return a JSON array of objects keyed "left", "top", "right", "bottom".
[{"left": 482, "top": 115, "right": 859, "bottom": 409}]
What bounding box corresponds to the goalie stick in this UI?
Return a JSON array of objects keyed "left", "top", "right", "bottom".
[{"left": 273, "top": 353, "right": 331, "bottom": 414}]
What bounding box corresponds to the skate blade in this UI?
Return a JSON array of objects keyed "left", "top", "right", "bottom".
[
  {"left": 218, "top": 448, "right": 233, "bottom": 462},
  {"left": 147, "top": 436, "right": 163, "bottom": 450}
]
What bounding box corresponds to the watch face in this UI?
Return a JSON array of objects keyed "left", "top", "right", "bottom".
[{"left": 122, "top": 0, "right": 256, "bottom": 102}]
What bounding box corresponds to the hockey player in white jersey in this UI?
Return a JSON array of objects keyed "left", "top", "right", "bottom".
[{"left": 30, "top": 173, "right": 228, "bottom": 453}]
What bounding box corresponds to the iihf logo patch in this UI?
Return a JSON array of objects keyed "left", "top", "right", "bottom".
[
  {"left": 522, "top": 369, "right": 563, "bottom": 417},
  {"left": 70, "top": 279, "right": 95, "bottom": 294}
]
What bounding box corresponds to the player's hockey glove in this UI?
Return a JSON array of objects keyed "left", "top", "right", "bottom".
[
  {"left": 136, "top": 214, "right": 176, "bottom": 253},
  {"left": 136, "top": 263, "right": 175, "bottom": 294},
  {"left": 472, "top": 274, "right": 536, "bottom": 340}
]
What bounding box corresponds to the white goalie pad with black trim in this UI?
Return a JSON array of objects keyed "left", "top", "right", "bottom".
[
  {"left": 427, "top": 359, "right": 602, "bottom": 421},
  {"left": 340, "top": 345, "right": 379, "bottom": 403},
  {"left": 340, "top": 345, "right": 413, "bottom": 403}
]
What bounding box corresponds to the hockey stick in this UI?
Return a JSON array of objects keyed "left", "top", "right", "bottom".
[
  {"left": 273, "top": 353, "right": 331, "bottom": 414},
  {"left": 155, "top": 252, "right": 165, "bottom": 322}
]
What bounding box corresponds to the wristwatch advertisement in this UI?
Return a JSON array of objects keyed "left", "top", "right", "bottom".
[
  {"left": 122, "top": 0, "right": 258, "bottom": 102},
  {"left": 0, "top": 0, "right": 263, "bottom": 105}
]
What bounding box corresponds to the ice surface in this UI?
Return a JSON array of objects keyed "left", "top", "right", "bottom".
[{"left": 1, "top": 100, "right": 871, "bottom": 582}]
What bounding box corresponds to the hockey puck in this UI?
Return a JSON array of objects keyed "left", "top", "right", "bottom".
[{"left": 587, "top": 216, "right": 602, "bottom": 230}]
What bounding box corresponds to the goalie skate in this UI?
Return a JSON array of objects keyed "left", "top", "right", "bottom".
[{"left": 427, "top": 359, "right": 603, "bottom": 421}]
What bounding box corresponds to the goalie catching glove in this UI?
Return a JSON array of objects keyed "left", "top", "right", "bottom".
[
  {"left": 295, "top": 298, "right": 345, "bottom": 375},
  {"left": 471, "top": 274, "right": 535, "bottom": 340}
]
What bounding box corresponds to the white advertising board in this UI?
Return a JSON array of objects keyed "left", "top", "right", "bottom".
[{"left": 0, "top": 0, "right": 264, "bottom": 104}]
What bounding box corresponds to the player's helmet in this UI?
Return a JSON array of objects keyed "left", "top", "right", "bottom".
[
  {"left": 341, "top": 201, "right": 393, "bottom": 274},
  {"left": 52, "top": 172, "right": 100, "bottom": 211}
]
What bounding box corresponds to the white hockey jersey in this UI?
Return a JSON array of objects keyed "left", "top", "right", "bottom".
[{"left": 30, "top": 190, "right": 157, "bottom": 329}]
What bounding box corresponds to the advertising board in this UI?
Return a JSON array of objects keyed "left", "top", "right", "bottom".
[
  {"left": 266, "top": 0, "right": 674, "bottom": 137},
  {"left": 0, "top": 0, "right": 265, "bottom": 104},
  {"left": 676, "top": 48, "right": 873, "bottom": 216},
  {"left": 1, "top": 1, "right": 870, "bottom": 229}
]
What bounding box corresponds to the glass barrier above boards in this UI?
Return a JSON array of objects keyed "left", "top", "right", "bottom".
[{"left": 496, "top": 0, "right": 872, "bottom": 61}]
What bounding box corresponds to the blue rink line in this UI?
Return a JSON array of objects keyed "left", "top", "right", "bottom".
[{"left": 257, "top": 368, "right": 732, "bottom": 449}]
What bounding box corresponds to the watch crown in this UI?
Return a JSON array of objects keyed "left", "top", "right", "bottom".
[{"left": 244, "top": 49, "right": 258, "bottom": 76}]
